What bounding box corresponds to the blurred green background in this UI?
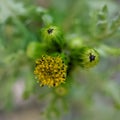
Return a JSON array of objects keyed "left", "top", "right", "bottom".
[{"left": 0, "top": 0, "right": 120, "bottom": 120}]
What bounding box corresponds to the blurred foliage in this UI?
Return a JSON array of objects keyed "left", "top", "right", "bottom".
[{"left": 0, "top": 0, "right": 120, "bottom": 120}]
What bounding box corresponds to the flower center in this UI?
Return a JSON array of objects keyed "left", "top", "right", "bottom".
[
  {"left": 34, "top": 55, "right": 67, "bottom": 87},
  {"left": 89, "top": 53, "right": 95, "bottom": 62},
  {"left": 47, "top": 28, "right": 54, "bottom": 34}
]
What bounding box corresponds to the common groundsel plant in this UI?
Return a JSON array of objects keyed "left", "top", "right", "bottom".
[
  {"left": 0, "top": 0, "right": 120, "bottom": 120},
  {"left": 33, "top": 25, "right": 99, "bottom": 87}
]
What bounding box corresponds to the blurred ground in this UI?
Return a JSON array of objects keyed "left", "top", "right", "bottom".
[{"left": 0, "top": 107, "right": 41, "bottom": 120}]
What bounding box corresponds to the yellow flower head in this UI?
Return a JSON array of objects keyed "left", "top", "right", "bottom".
[{"left": 34, "top": 55, "right": 67, "bottom": 87}]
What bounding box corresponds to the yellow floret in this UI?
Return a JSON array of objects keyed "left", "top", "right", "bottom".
[{"left": 34, "top": 55, "right": 67, "bottom": 87}]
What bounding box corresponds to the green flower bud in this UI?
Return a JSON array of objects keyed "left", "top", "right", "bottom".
[
  {"left": 26, "top": 42, "right": 45, "bottom": 59},
  {"left": 71, "top": 47, "right": 99, "bottom": 68},
  {"left": 41, "top": 25, "right": 64, "bottom": 47},
  {"left": 55, "top": 86, "right": 67, "bottom": 96},
  {"left": 68, "top": 37, "right": 83, "bottom": 49}
]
